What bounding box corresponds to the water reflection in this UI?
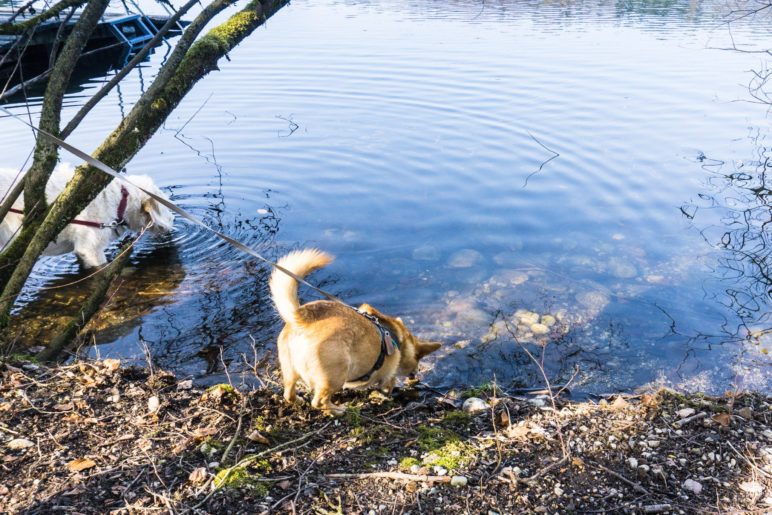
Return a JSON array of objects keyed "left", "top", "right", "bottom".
[{"left": 680, "top": 130, "right": 772, "bottom": 390}]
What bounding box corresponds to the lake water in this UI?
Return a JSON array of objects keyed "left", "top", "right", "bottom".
[{"left": 1, "top": 0, "right": 770, "bottom": 395}]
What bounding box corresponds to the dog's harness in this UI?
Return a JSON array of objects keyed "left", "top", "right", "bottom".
[
  {"left": 352, "top": 309, "right": 400, "bottom": 382},
  {"left": 9, "top": 186, "right": 130, "bottom": 230}
]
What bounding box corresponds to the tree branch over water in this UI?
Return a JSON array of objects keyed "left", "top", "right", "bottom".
[{"left": 0, "top": 0, "right": 291, "bottom": 352}]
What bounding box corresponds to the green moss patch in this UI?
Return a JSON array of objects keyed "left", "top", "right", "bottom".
[
  {"left": 399, "top": 457, "right": 420, "bottom": 471},
  {"left": 416, "top": 425, "right": 475, "bottom": 472},
  {"left": 213, "top": 457, "right": 271, "bottom": 494},
  {"left": 441, "top": 410, "right": 472, "bottom": 427}
]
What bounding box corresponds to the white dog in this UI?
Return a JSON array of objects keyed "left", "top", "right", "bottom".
[{"left": 0, "top": 163, "right": 175, "bottom": 267}]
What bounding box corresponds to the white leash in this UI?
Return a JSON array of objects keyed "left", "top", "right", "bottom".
[{"left": 0, "top": 106, "right": 346, "bottom": 305}]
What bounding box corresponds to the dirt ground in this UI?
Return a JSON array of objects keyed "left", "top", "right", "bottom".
[{"left": 0, "top": 357, "right": 770, "bottom": 514}]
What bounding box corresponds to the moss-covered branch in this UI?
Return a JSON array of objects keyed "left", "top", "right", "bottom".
[
  {"left": 0, "top": 0, "right": 289, "bottom": 332},
  {"left": 0, "top": 0, "right": 86, "bottom": 35}
]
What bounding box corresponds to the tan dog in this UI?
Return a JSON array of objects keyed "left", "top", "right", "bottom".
[{"left": 269, "top": 249, "right": 441, "bottom": 415}]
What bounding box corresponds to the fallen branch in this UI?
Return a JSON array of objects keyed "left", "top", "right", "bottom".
[
  {"left": 519, "top": 456, "right": 568, "bottom": 484},
  {"left": 588, "top": 460, "right": 650, "bottom": 496},
  {"left": 327, "top": 472, "right": 452, "bottom": 483},
  {"left": 726, "top": 440, "right": 772, "bottom": 479}
]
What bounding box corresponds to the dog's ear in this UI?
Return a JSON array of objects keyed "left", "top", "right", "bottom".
[
  {"left": 358, "top": 303, "right": 387, "bottom": 319},
  {"left": 416, "top": 340, "right": 441, "bottom": 359},
  {"left": 142, "top": 198, "right": 167, "bottom": 228}
]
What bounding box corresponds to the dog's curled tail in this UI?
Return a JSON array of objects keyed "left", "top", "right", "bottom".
[{"left": 269, "top": 248, "right": 334, "bottom": 323}]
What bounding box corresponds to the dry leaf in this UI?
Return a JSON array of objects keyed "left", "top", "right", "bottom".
[
  {"left": 7, "top": 438, "right": 34, "bottom": 450},
  {"left": 712, "top": 413, "right": 731, "bottom": 427},
  {"left": 193, "top": 427, "right": 218, "bottom": 440},
  {"left": 640, "top": 394, "right": 659, "bottom": 408},
  {"left": 188, "top": 467, "right": 208, "bottom": 485},
  {"left": 247, "top": 430, "right": 270, "bottom": 445},
  {"left": 610, "top": 396, "right": 629, "bottom": 411},
  {"left": 277, "top": 480, "right": 292, "bottom": 491},
  {"left": 102, "top": 359, "right": 121, "bottom": 372},
  {"left": 53, "top": 402, "right": 74, "bottom": 412},
  {"left": 571, "top": 457, "right": 585, "bottom": 471},
  {"left": 505, "top": 425, "right": 529, "bottom": 439},
  {"left": 67, "top": 458, "right": 96, "bottom": 472}
]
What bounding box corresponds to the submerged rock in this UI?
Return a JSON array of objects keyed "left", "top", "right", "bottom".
[
  {"left": 514, "top": 310, "right": 540, "bottom": 326},
  {"left": 413, "top": 245, "right": 440, "bottom": 261},
  {"left": 576, "top": 291, "right": 610, "bottom": 313},
  {"left": 608, "top": 257, "right": 637, "bottom": 279},
  {"left": 540, "top": 315, "right": 556, "bottom": 327},
  {"left": 447, "top": 249, "right": 484, "bottom": 268}
]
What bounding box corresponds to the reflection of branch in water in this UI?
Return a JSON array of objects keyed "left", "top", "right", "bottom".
[
  {"left": 522, "top": 131, "right": 559, "bottom": 188},
  {"left": 686, "top": 130, "right": 772, "bottom": 349},
  {"left": 275, "top": 114, "right": 299, "bottom": 138}
]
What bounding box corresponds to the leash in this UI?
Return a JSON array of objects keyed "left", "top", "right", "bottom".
[{"left": 0, "top": 106, "right": 345, "bottom": 305}]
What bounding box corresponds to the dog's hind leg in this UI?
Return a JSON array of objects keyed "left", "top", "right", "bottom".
[
  {"left": 282, "top": 369, "right": 299, "bottom": 404},
  {"left": 278, "top": 339, "right": 299, "bottom": 404},
  {"left": 75, "top": 247, "right": 108, "bottom": 268},
  {"left": 311, "top": 385, "right": 345, "bottom": 416}
]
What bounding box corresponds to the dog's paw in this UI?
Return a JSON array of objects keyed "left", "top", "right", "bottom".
[{"left": 324, "top": 404, "right": 346, "bottom": 417}]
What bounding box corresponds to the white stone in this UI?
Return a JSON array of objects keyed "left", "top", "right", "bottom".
[
  {"left": 462, "top": 397, "right": 490, "bottom": 415},
  {"left": 739, "top": 481, "right": 764, "bottom": 495},
  {"left": 433, "top": 466, "right": 448, "bottom": 476},
  {"left": 627, "top": 457, "right": 638, "bottom": 468},
  {"left": 450, "top": 476, "right": 468, "bottom": 487},
  {"left": 7, "top": 438, "right": 34, "bottom": 450},
  {"left": 147, "top": 396, "right": 160, "bottom": 414},
  {"left": 683, "top": 479, "right": 703, "bottom": 495},
  {"left": 676, "top": 408, "right": 695, "bottom": 418},
  {"left": 177, "top": 379, "right": 193, "bottom": 390}
]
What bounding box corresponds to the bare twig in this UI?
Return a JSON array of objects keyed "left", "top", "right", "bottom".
[
  {"left": 327, "top": 472, "right": 453, "bottom": 483},
  {"left": 588, "top": 460, "right": 651, "bottom": 496},
  {"left": 673, "top": 411, "right": 708, "bottom": 428}
]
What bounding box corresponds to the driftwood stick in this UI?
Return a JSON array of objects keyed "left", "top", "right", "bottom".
[
  {"left": 673, "top": 411, "right": 707, "bottom": 428},
  {"left": 327, "top": 472, "right": 452, "bottom": 483}
]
